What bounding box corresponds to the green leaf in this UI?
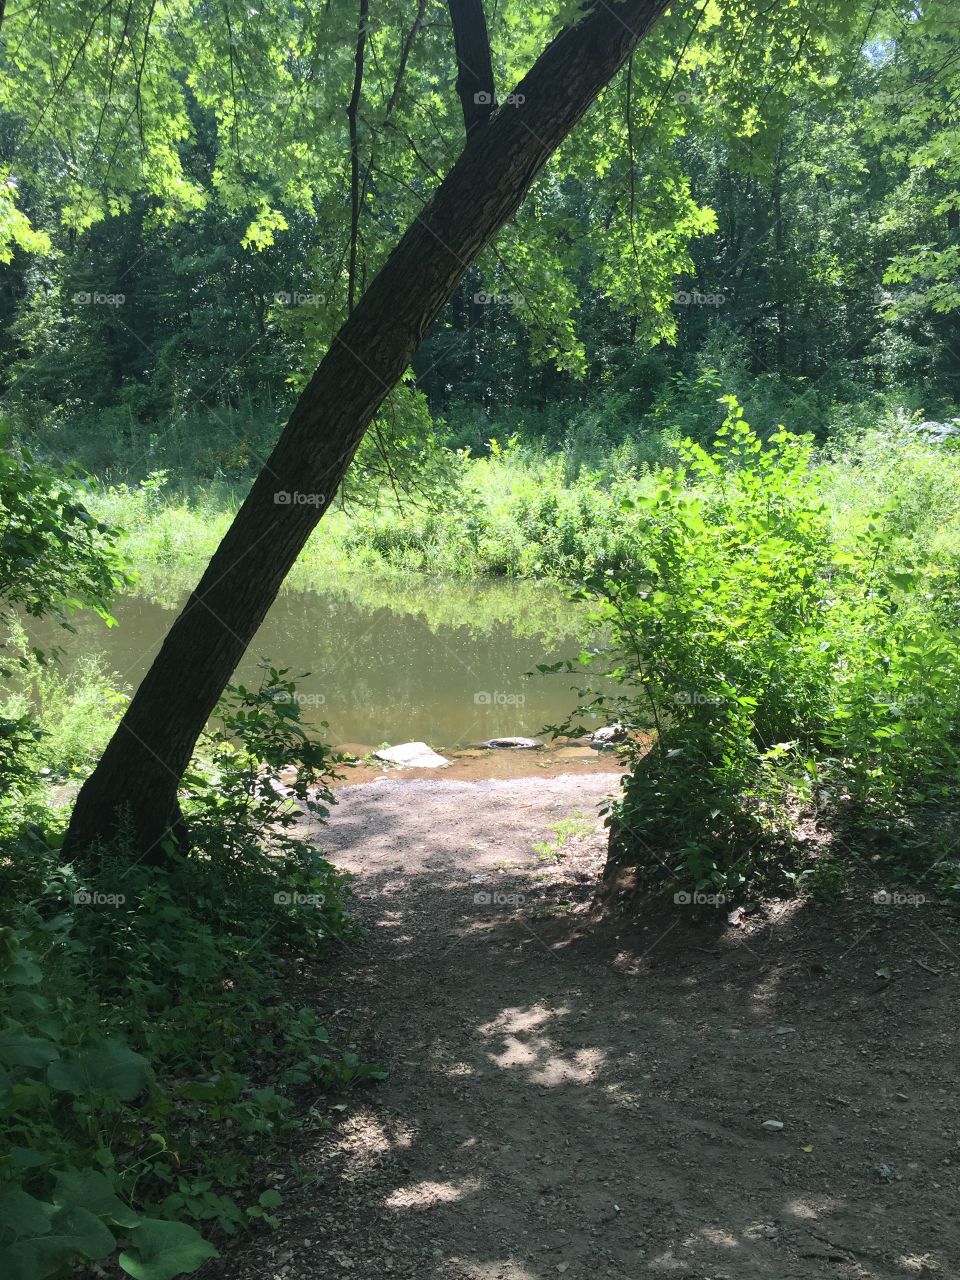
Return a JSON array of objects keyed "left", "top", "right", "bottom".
[
  {"left": 0, "top": 1184, "right": 55, "bottom": 1239},
  {"left": 7, "top": 1146, "right": 54, "bottom": 1169},
  {"left": 47, "top": 1038, "right": 151, "bottom": 1100},
  {"left": 53, "top": 1169, "right": 141, "bottom": 1228},
  {"left": 3, "top": 957, "right": 42, "bottom": 986},
  {"left": 118, "top": 1219, "right": 219, "bottom": 1280},
  {"left": 0, "top": 1204, "right": 115, "bottom": 1280},
  {"left": 0, "top": 1030, "right": 59, "bottom": 1070}
]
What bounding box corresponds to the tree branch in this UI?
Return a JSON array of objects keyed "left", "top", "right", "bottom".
[
  {"left": 347, "top": 0, "right": 369, "bottom": 313},
  {"left": 447, "top": 0, "right": 495, "bottom": 135}
]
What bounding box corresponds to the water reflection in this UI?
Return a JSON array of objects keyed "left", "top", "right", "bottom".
[{"left": 26, "top": 578, "right": 596, "bottom": 749}]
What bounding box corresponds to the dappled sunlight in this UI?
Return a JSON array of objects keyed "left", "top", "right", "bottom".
[
  {"left": 477, "top": 1004, "right": 567, "bottom": 1037},
  {"left": 475, "top": 1001, "right": 608, "bottom": 1085},
  {"left": 329, "top": 1109, "right": 420, "bottom": 1176},
  {"left": 385, "top": 1177, "right": 483, "bottom": 1210},
  {"left": 900, "top": 1254, "right": 943, "bottom": 1273},
  {"left": 205, "top": 770, "right": 958, "bottom": 1278},
  {"left": 488, "top": 1035, "right": 607, "bottom": 1086},
  {"left": 781, "top": 1196, "right": 839, "bottom": 1221},
  {"left": 440, "top": 1261, "right": 540, "bottom": 1280}
]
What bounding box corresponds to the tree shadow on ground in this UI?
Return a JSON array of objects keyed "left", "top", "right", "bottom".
[{"left": 205, "top": 775, "right": 958, "bottom": 1280}]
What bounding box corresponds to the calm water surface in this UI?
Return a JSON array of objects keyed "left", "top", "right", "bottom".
[{"left": 30, "top": 577, "right": 597, "bottom": 749}]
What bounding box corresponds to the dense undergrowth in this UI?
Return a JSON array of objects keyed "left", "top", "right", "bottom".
[
  {"left": 78, "top": 391, "right": 959, "bottom": 589},
  {"left": 550, "top": 400, "right": 960, "bottom": 903},
  {"left": 0, "top": 659, "right": 383, "bottom": 1279}
]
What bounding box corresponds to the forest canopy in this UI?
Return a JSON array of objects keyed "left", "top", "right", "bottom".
[{"left": 1, "top": 0, "right": 957, "bottom": 476}]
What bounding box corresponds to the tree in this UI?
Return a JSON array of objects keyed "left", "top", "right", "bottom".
[{"left": 63, "top": 0, "right": 674, "bottom": 859}]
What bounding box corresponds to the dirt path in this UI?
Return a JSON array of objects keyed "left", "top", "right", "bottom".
[{"left": 208, "top": 773, "right": 959, "bottom": 1280}]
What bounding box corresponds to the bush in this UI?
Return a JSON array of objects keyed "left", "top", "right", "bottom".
[
  {"left": 0, "top": 665, "right": 376, "bottom": 1279},
  {"left": 555, "top": 399, "right": 960, "bottom": 901}
]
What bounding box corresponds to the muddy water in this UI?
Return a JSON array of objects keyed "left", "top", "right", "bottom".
[{"left": 27, "top": 577, "right": 604, "bottom": 752}]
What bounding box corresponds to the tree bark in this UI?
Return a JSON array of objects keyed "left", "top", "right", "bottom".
[
  {"left": 448, "top": 0, "right": 496, "bottom": 132},
  {"left": 63, "top": 0, "right": 671, "bottom": 862}
]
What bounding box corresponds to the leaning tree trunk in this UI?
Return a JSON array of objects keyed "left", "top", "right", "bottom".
[{"left": 64, "top": 0, "right": 670, "bottom": 861}]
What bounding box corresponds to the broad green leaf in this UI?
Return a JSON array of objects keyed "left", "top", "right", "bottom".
[
  {"left": 47, "top": 1038, "right": 151, "bottom": 1100},
  {"left": 119, "top": 1219, "right": 219, "bottom": 1280},
  {"left": 0, "top": 1031, "right": 59, "bottom": 1070},
  {"left": 53, "top": 1169, "right": 141, "bottom": 1228}
]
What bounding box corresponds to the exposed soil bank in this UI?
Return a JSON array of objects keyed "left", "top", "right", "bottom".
[{"left": 205, "top": 774, "right": 959, "bottom": 1280}]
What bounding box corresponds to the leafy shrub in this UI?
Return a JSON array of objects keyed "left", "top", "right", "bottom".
[
  {"left": 554, "top": 399, "right": 960, "bottom": 901},
  {"left": 0, "top": 428, "right": 129, "bottom": 663},
  {"left": 0, "top": 666, "right": 375, "bottom": 1279}
]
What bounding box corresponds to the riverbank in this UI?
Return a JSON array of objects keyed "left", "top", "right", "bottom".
[
  {"left": 75, "top": 412, "right": 960, "bottom": 610},
  {"left": 83, "top": 447, "right": 640, "bottom": 588}
]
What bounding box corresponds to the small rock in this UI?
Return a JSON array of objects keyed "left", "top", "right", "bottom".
[
  {"left": 590, "top": 724, "right": 627, "bottom": 747},
  {"left": 374, "top": 742, "right": 449, "bottom": 768},
  {"left": 874, "top": 1162, "right": 894, "bottom": 1182},
  {"left": 484, "top": 737, "right": 541, "bottom": 749},
  {"left": 762, "top": 1119, "right": 785, "bottom": 1131}
]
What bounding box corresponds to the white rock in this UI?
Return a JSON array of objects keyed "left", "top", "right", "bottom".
[{"left": 374, "top": 742, "right": 449, "bottom": 768}]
